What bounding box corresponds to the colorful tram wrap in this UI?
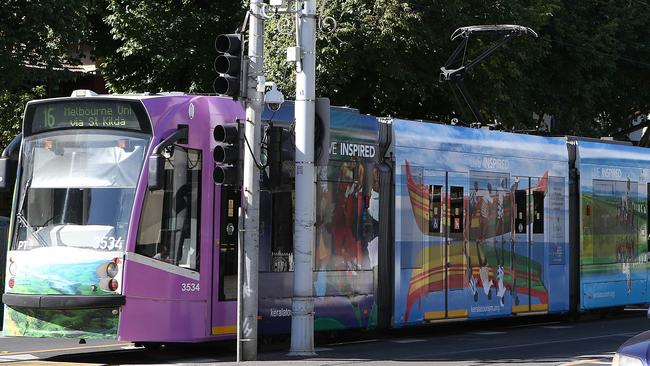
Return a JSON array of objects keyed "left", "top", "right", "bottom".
[
  {"left": 391, "top": 120, "right": 569, "bottom": 325},
  {"left": 2, "top": 93, "right": 649, "bottom": 342}
]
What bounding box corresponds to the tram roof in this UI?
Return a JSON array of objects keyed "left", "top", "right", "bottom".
[
  {"left": 390, "top": 118, "right": 569, "bottom": 162},
  {"left": 574, "top": 138, "right": 650, "bottom": 168}
]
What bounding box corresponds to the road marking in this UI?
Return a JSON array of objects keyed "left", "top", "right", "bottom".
[
  {"left": 0, "top": 342, "right": 131, "bottom": 356},
  {"left": 506, "top": 321, "right": 562, "bottom": 329},
  {"left": 172, "top": 358, "right": 220, "bottom": 364},
  {"left": 471, "top": 331, "right": 506, "bottom": 335},
  {"left": 121, "top": 345, "right": 143, "bottom": 350},
  {"left": 561, "top": 360, "right": 611, "bottom": 365},
  {"left": 327, "top": 339, "right": 379, "bottom": 346},
  {"left": 0, "top": 354, "right": 38, "bottom": 362},
  {"left": 314, "top": 347, "right": 334, "bottom": 352},
  {"left": 540, "top": 325, "right": 573, "bottom": 329},
  {"left": 392, "top": 339, "right": 426, "bottom": 344},
  {"left": 576, "top": 354, "right": 615, "bottom": 358},
  {"left": 560, "top": 352, "right": 615, "bottom": 365},
  {"left": 403, "top": 331, "right": 637, "bottom": 360}
]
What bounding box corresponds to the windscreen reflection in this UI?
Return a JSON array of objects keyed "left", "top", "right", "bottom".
[{"left": 13, "top": 131, "right": 149, "bottom": 251}]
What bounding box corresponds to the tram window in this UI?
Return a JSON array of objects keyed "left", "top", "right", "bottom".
[
  {"left": 450, "top": 186, "right": 463, "bottom": 233},
  {"left": 428, "top": 185, "right": 442, "bottom": 234},
  {"left": 271, "top": 191, "right": 294, "bottom": 272},
  {"left": 136, "top": 146, "right": 201, "bottom": 271},
  {"left": 593, "top": 179, "right": 638, "bottom": 264},
  {"left": 533, "top": 191, "right": 544, "bottom": 233},
  {"left": 515, "top": 190, "right": 527, "bottom": 233}
]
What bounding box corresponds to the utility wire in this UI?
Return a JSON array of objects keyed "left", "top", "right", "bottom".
[{"left": 244, "top": 131, "right": 266, "bottom": 170}]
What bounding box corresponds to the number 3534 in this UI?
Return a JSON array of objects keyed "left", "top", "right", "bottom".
[{"left": 181, "top": 283, "right": 200, "bottom": 292}]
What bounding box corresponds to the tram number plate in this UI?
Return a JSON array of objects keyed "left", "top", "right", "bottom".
[
  {"left": 181, "top": 283, "right": 200, "bottom": 292},
  {"left": 96, "top": 237, "right": 124, "bottom": 250}
]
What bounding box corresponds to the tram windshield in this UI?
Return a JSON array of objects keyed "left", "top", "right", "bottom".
[{"left": 12, "top": 131, "right": 149, "bottom": 252}]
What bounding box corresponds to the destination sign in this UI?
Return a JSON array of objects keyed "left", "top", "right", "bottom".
[{"left": 26, "top": 100, "right": 150, "bottom": 135}]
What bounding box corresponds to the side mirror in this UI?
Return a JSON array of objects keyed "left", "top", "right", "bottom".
[
  {"left": 0, "top": 134, "right": 22, "bottom": 191},
  {"left": 147, "top": 126, "right": 188, "bottom": 191},
  {"left": 0, "top": 158, "right": 17, "bottom": 191},
  {"left": 147, "top": 154, "right": 165, "bottom": 190}
]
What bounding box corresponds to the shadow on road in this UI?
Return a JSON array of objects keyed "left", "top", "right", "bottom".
[{"left": 43, "top": 311, "right": 639, "bottom": 365}]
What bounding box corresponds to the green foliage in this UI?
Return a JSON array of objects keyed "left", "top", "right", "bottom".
[
  {"left": 266, "top": 0, "right": 560, "bottom": 129},
  {"left": 0, "top": 87, "right": 45, "bottom": 146},
  {"left": 0, "top": 0, "right": 92, "bottom": 90},
  {"left": 542, "top": 0, "right": 650, "bottom": 135},
  {"left": 0, "top": 0, "right": 96, "bottom": 148},
  {"left": 100, "top": 0, "right": 246, "bottom": 93},
  {"left": 2, "top": 0, "right": 650, "bottom": 137},
  {"left": 265, "top": 0, "right": 650, "bottom": 135}
]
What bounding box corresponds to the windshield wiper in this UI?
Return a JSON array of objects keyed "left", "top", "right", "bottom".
[
  {"left": 16, "top": 211, "right": 48, "bottom": 247},
  {"left": 14, "top": 174, "right": 48, "bottom": 248}
]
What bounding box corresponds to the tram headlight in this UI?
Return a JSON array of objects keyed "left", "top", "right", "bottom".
[
  {"left": 612, "top": 353, "right": 643, "bottom": 366},
  {"left": 106, "top": 262, "right": 118, "bottom": 278}
]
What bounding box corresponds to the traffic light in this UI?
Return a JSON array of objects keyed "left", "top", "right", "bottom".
[
  {"left": 214, "top": 34, "right": 245, "bottom": 99},
  {"left": 213, "top": 122, "right": 243, "bottom": 185}
]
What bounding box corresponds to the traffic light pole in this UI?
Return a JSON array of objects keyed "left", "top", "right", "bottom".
[
  {"left": 289, "top": 0, "right": 316, "bottom": 356},
  {"left": 238, "top": 0, "right": 264, "bottom": 361}
]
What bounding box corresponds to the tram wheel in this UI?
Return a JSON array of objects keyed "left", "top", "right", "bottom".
[{"left": 565, "top": 311, "right": 580, "bottom": 322}]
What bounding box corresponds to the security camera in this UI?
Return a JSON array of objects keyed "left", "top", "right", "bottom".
[{"left": 264, "top": 82, "right": 284, "bottom": 111}]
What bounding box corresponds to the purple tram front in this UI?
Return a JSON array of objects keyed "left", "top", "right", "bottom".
[
  {"left": 3, "top": 93, "right": 244, "bottom": 341},
  {"left": 2, "top": 92, "right": 381, "bottom": 342}
]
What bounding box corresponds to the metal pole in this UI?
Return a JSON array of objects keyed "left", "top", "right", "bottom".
[
  {"left": 289, "top": 0, "right": 316, "bottom": 356},
  {"left": 238, "top": 0, "right": 264, "bottom": 361}
]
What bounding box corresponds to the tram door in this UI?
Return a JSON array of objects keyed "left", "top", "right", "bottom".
[
  {"left": 512, "top": 176, "right": 530, "bottom": 312},
  {"left": 422, "top": 170, "right": 468, "bottom": 320},
  {"left": 467, "top": 171, "right": 511, "bottom": 317},
  {"left": 210, "top": 186, "right": 239, "bottom": 336},
  {"left": 512, "top": 175, "right": 547, "bottom": 313},
  {"left": 421, "top": 169, "right": 446, "bottom": 320},
  {"left": 530, "top": 175, "right": 548, "bottom": 312},
  {"left": 446, "top": 171, "right": 469, "bottom": 318}
]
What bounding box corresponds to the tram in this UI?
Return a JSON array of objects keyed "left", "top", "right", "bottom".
[{"left": 1, "top": 91, "right": 648, "bottom": 341}]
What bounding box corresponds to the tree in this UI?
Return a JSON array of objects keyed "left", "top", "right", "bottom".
[
  {"left": 0, "top": 87, "right": 45, "bottom": 146},
  {"left": 0, "top": 0, "right": 95, "bottom": 146},
  {"left": 265, "top": 0, "right": 559, "bottom": 130},
  {"left": 264, "top": 0, "right": 650, "bottom": 137},
  {"left": 2, "top": 0, "right": 648, "bottom": 139},
  {"left": 0, "top": 0, "right": 92, "bottom": 91},
  {"left": 532, "top": 0, "right": 650, "bottom": 136},
  {"left": 100, "top": 0, "right": 246, "bottom": 93}
]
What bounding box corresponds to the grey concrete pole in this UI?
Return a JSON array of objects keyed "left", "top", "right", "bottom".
[
  {"left": 238, "top": 0, "right": 264, "bottom": 361},
  {"left": 289, "top": 0, "right": 317, "bottom": 356}
]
